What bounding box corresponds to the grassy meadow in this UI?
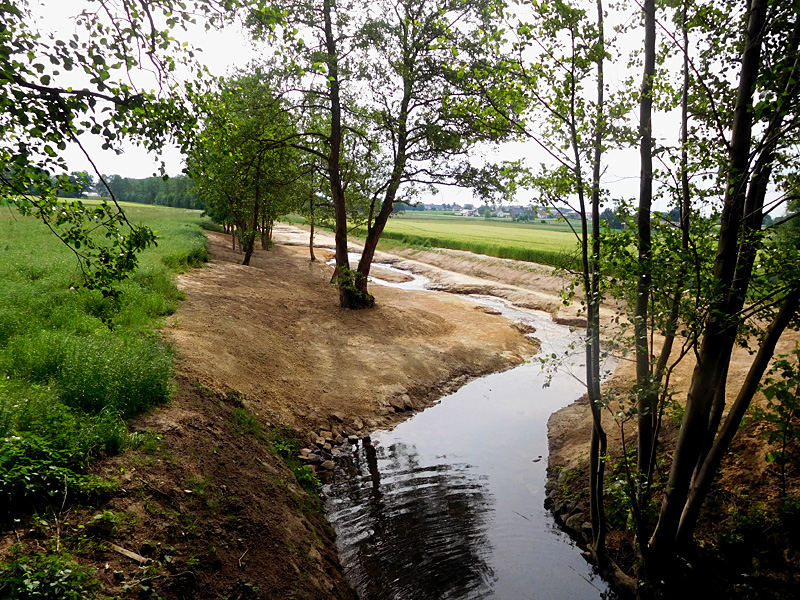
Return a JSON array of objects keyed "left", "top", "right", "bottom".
[
  {"left": 369, "top": 213, "right": 580, "bottom": 267},
  {"left": 0, "top": 201, "right": 211, "bottom": 518}
]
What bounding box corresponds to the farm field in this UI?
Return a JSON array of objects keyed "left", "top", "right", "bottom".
[{"left": 374, "top": 213, "right": 581, "bottom": 267}]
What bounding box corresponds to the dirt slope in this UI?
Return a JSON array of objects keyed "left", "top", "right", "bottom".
[{"left": 166, "top": 230, "right": 534, "bottom": 436}]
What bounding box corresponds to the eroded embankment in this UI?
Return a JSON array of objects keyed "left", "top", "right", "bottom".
[
  {"left": 134, "top": 229, "right": 542, "bottom": 597},
  {"left": 166, "top": 231, "right": 535, "bottom": 436}
]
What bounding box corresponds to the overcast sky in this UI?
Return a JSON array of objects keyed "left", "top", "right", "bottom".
[
  {"left": 31, "top": 1, "right": 259, "bottom": 179},
  {"left": 31, "top": 0, "right": 656, "bottom": 207}
]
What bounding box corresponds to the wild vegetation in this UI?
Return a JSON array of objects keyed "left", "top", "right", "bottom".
[
  {"left": 0, "top": 204, "right": 209, "bottom": 521},
  {"left": 508, "top": 0, "right": 800, "bottom": 595}
]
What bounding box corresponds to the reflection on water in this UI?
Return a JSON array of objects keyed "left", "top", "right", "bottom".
[
  {"left": 323, "top": 296, "right": 615, "bottom": 600},
  {"left": 327, "top": 439, "right": 495, "bottom": 599}
]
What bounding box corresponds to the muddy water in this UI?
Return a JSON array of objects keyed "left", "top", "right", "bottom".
[{"left": 322, "top": 291, "right": 615, "bottom": 600}]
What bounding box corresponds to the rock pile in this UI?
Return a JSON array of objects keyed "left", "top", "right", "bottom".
[{"left": 298, "top": 423, "right": 364, "bottom": 473}]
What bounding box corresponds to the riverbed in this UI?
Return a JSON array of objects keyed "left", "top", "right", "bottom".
[{"left": 322, "top": 281, "right": 614, "bottom": 599}]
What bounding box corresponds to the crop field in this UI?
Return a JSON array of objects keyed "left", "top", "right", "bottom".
[{"left": 375, "top": 214, "right": 581, "bottom": 267}]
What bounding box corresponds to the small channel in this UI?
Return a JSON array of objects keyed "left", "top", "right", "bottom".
[{"left": 322, "top": 259, "right": 614, "bottom": 599}]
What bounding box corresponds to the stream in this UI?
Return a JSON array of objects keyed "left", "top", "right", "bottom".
[{"left": 322, "top": 259, "right": 614, "bottom": 599}]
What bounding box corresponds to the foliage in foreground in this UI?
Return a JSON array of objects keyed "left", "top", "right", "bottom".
[
  {"left": 0, "top": 205, "right": 209, "bottom": 520},
  {"left": 0, "top": 546, "right": 107, "bottom": 600}
]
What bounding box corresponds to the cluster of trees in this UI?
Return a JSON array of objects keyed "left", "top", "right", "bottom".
[
  {"left": 3, "top": 0, "right": 800, "bottom": 595},
  {"left": 186, "top": 68, "right": 335, "bottom": 265},
  {"left": 513, "top": 0, "right": 799, "bottom": 593},
  {"left": 55, "top": 171, "right": 95, "bottom": 198},
  {"left": 97, "top": 174, "right": 199, "bottom": 208},
  {"left": 393, "top": 202, "right": 467, "bottom": 212},
  {"left": 184, "top": 0, "right": 520, "bottom": 306},
  {"left": 53, "top": 170, "right": 199, "bottom": 209}
]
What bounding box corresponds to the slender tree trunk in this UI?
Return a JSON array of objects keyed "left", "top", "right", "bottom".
[
  {"left": 322, "top": 0, "right": 356, "bottom": 308},
  {"left": 676, "top": 290, "right": 800, "bottom": 545},
  {"left": 649, "top": 0, "right": 769, "bottom": 560},
  {"left": 261, "top": 213, "right": 270, "bottom": 249},
  {"left": 355, "top": 73, "right": 412, "bottom": 296},
  {"left": 650, "top": 125, "right": 690, "bottom": 488},
  {"left": 636, "top": 0, "right": 656, "bottom": 475},
  {"left": 309, "top": 194, "right": 316, "bottom": 262},
  {"left": 562, "top": 4, "right": 609, "bottom": 561},
  {"left": 242, "top": 157, "right": 262, "bottom": 266},
  {"left": 589, "top": 0, "right": 608, "bottom": 562}
]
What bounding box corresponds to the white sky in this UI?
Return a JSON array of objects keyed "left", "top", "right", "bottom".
[
  {"left": 30, "top": 0, "right": 259, "bottom": 179},
  {"left": 31, "top": 1, "right": 666, "bottom": 207}
]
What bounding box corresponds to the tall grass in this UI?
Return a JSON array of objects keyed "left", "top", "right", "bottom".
[{"left": 0, "top": 204, "right": 208, "bottom": 518}]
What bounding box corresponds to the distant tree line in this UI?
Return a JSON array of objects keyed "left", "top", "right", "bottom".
[
  {"left": 600, "top": 205, "right": 775, "bottom": 231},
  {"left": 54, "top": 170, "right": 201, "bottom": 209},
  {"left": 95, "top": 174, "right": 201, "bottom": 209}
]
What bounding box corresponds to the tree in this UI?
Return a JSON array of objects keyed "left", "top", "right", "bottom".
[
  {"left": 599, "top": 207, "right": 623, "bottom": 230},
  {"left": 188, "top": 69, "right": 305, "bottom": 265},
  {"left": 57, "top": 171, "right": 94, "bottom": 198},
  {"left": 634, "top": 0, "right": 657, "bottom": 476},
  {"left": 645, "top": 0, "right": 800, "bottom": 569},
  {"left": 0, "top": 0, "right": 230, "bottom": 292},
  {"left": 571, "top": 0, "right": 800, "bottom": 589},
  {"left": 512, "top": 0, "right": 799, "bottom": 592},
  {"left": 247, "top": 0, "right": 516, "bottom": 308},
  {"left": 508, "top": 0, "right": 624, "bottom": 575}
]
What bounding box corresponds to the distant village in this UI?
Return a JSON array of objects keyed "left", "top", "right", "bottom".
[{"left": 394, "top": 201, "right": 582, "bottom": 220}]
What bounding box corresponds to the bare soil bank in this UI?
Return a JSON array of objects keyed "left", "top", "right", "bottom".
[{"left": 167, "top": 230, "right": 534, "bottom": 437}]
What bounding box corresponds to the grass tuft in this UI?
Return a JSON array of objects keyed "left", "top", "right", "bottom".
[{"left": 0, "top": 546, "right": 106, "bottom": 600}]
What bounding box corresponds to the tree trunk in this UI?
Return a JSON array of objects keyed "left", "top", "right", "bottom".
[
  {"left": 261, "top": 213, "right": 270, "bottom": 249},
  {"left": 649, "top": 41, "right": 692, "bottom": 482},
  {"left": 676, "top": 289, "right": 800, "bottom": 546},
  {"left": 321, "top": 0, "right": 356, "bottom": 308},
  {"left": 636, "top": 0, "right": 656, "bottom": 475},
  {"left": 355, "top": 67, "right": 412, "bottom": 299},
  {"left": 648, "top": 0, "right": 769, "bottom": 561},
  {"left": 309, "top": 195, "right": 316, "bottom": 262},
  {"left": 242, "top": 156, "right": 262, "bottom": 266},
  {"left": 589, "top": 0, "right": 607, "bottom": 560}
]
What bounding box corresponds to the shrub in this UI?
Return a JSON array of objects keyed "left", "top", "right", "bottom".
[
  {"left": 0, "top": 435, "right": 116, "bottom": 518},
  {"left": 0, "top": 548, "right": 105, "bottom": 600}
]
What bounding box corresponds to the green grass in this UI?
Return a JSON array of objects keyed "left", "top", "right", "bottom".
[
  {"left": 368, "top": 215, "right": 580, "bottom": 268},
  {"left": 0, "top": 203, "right": 209, "bottom": 519},
  {"left": 285, "top": 211, "right": 581, "bottom": 268}
]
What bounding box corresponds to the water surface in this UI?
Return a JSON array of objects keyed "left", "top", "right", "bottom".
[{"left": 324, "top": 296, "right": 614, "bottom": 599}]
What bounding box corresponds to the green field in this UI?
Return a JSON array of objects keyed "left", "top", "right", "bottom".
[
  {"left": 0, "top": 202, "right": 211, "bottom": 519},
  {"left": 373, "top": 214, "right": 581, "bottom": 267}
]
